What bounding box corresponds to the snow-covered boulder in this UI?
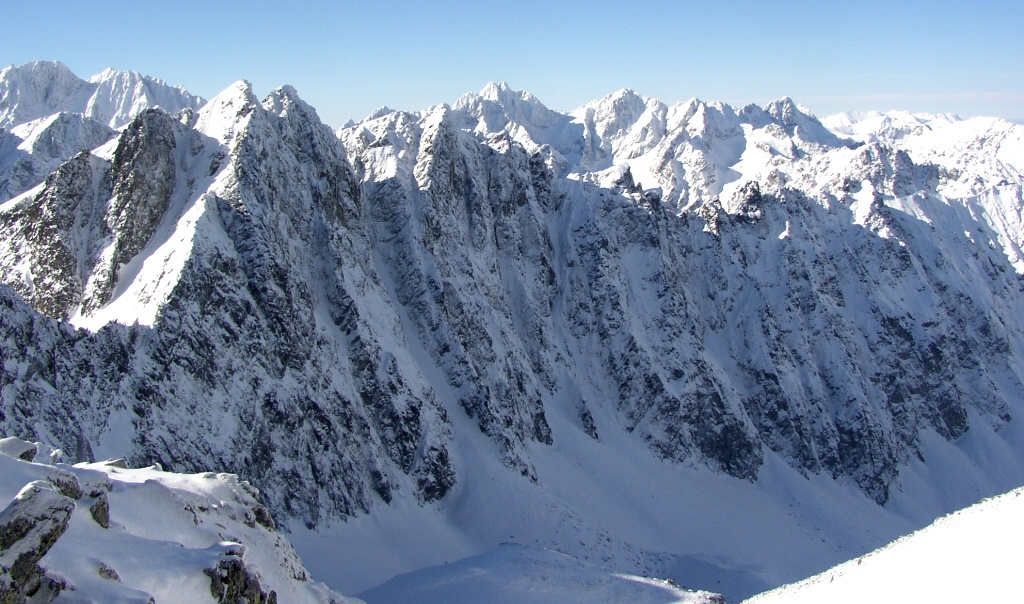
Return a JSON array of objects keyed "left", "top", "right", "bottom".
[
  {"left": 0, "top": 480, "right": 75, "bottom": 603},
  {"left": 0, "top": 437, "right": 37, "bottom": 462}
]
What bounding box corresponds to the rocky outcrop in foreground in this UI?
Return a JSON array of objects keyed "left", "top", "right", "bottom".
[{"left": 0, "top": 436, "right": 352, "bottom": 603}]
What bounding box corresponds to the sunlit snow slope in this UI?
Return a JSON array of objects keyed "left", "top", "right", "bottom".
[{"left": 744, "top": 486, "right": 1024, "bottom": 603}]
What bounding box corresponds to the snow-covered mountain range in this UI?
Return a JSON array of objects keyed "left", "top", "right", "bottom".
[
  {"left": 0, "top": 61, "right": 202, "bottom": 131},
  {"left": 2, "top": 61, "right": 1023, "bottom": 602},
  {"left": 0, "top": 61, "right": 202, "bottom": 203}
]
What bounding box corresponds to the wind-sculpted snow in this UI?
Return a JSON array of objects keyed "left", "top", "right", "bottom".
[{"left": 2, "top": 69, "right": 1024, "bottom": 599}]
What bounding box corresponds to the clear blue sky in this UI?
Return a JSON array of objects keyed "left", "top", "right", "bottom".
[{"left": 3, "top": 0, "right": 1022, "bottom": 127}]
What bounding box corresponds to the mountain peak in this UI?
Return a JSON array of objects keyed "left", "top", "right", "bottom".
[
  {"left": 574, "top": 88, "right": 660, "bottom": 135},
  {"left": 262, "top": 84, "right": 302, "bottom": 119},
  {"left": 0, "top": 60, "right": 90, "bottom": 129},
  {"left": 365, "top": 106, "right": 396, "bottom": 121},
  {"left": 765, "top": 96, "right": 804, "bottom": 122},
  {"left": 586, "top": 87, "right": 651, "bottom": 109},
  {"left": 610, "top": 87, "right": 643, "bottom": 101},
  {"left": 582, "top": 87, "right": 660, "bottom": 118},
  {"left": 263, "top": 83, "right": 309, "bottom": 114},
  {"left": 459, "top": 81, "right": 539, "bottom": 110},
  {"left": 276, "top": 83, "right": 300, "bottom": 98},
  {"left": 0, "top": 60, "right": 77, "bottom": 84},
  {"left": 194, "top": 79, "right": 259, "bottom": 140},
  {"left": 479, "top": 81, "right": 513, "bottom": 100},
  {"left": 263, "top": 84, "right": 337, "bottom": 143},
  {"left": 763, "top": 96, "right": 850, "bottom": 149},
  {"left": 87, "top": 66, "right": 125, "bottom": 83},
  {"left": 2, "top": 59, "right": 78, "bottom": 81},
  {"left": 452, "top": 81, "right": 567, "bottom": 150}
]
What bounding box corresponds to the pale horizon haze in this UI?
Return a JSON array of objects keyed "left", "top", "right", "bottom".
[{"left": 2, "top": 0, "right": 1021, "bottom": 127}]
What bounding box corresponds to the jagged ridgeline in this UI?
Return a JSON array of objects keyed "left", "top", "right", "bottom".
[{"left": 1, "top": 63, "right": 1023, "bottom": 537}]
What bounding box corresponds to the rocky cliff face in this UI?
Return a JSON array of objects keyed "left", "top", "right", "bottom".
[
  {"left": 0, "top": 81, "right": 459, "bottom": 528},
  {"left": 339, "top": 88, "right": 1024, "bottom": 505},
  {"left": 1, "top": 67, "right": 1024, "bottom": 597}
]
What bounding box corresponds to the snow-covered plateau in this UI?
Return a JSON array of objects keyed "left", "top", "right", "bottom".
[{"left": 2, "top": 61, "right": 1024, "bottom": 602}]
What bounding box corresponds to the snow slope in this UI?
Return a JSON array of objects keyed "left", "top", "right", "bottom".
[
  {"left": 357, "top": 544, "right": 723, "bottom": 604},
  {"left": 745, "top": 486, "right": 1024, "bottom": 603}
]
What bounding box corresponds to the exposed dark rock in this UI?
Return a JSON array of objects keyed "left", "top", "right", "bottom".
[
  {"left": 97, "top": 561, "right": 120, "bottom": 582},
  {"left": 0, "top": 481, "right": 74, "bottom": 604},
  {"left": 205, "top": 555, "right": 277, "bottom": 604},
  {"left": 89, "top": 491, "right": 109, "bottom": 529}
]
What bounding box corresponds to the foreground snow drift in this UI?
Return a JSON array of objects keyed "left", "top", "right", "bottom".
[
  {"left": 356, "top": 544, "right": 723, "bottom": 604},
  {"left": 745, "top": 486, "right": 1024, "bottom": 603},
  {"left": 0, "top": 436, "right": 353, "bottom": 603}
]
